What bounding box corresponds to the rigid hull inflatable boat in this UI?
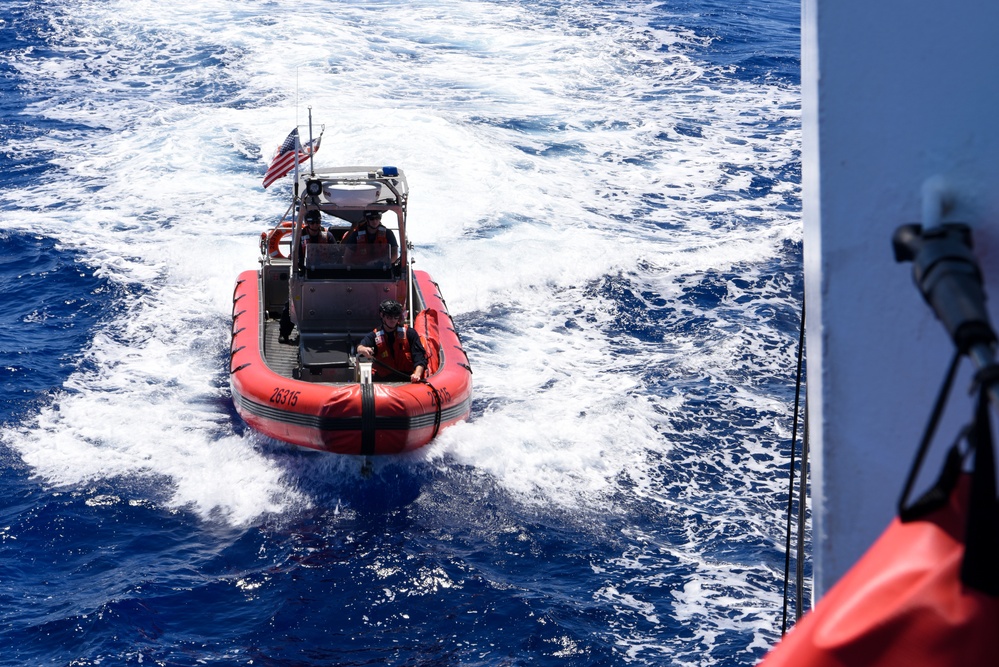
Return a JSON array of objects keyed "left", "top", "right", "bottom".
[{"left": 230, "top": 165, "right": 472, "bottom": 455}]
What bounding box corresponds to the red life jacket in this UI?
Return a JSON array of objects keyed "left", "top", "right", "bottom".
[{"left": 372, "top": 325, "right": 414, "bottom": 378}]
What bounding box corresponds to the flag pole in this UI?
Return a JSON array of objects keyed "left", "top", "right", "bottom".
[
  {"left": 307, "top": 106, "right": 316, "bottom": 177},
  {"left": 292, "top": 129, "right": 302, "bottom": 219}
]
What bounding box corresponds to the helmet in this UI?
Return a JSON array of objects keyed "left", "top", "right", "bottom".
[
  {"left": 379, "top": 300, "right": 404, "bottom": 317},
  {"left": 364, "top": 210, "right": 382, "bottom": 220},
  {"left": 304, "top": 210, "right": 321, "bottom": 224}
]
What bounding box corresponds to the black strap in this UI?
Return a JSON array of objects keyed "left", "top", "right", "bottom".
[
  {"left": 361, "top": 381, "right": 376, "bottom": 455},
  {"left": 425, "top": 381, "right": 443, "bottom": 440},
  {"left": 899, "top": 349, "right": 963, "bottom": 520},
  {"left": 961, "top": 380, "right": 999, "bottom": 595},
  {"left": 972, "top": 362, "right": 999, "bottom": 395},
  {"left": 898, "top": 439, "right": 965, "bottom": 522},
  {"left": 898, "top": 358, "right": 999, "bottom": 595}
]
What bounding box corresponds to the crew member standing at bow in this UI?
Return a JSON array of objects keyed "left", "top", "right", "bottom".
[{"left": 356, "top": 300, "right": 427, "bottom": 383}]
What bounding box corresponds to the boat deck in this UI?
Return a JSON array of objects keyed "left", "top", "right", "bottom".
[
  {"left": 261, "top": 317, "right": 299, "bottom": 378},
  {"left": 260, "top": 317, "right": 362, "bottom": 383}
]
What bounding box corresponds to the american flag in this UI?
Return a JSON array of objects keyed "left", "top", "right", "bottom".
[{"left": 261, "top": 128, "right": 322, "bottom": 188}]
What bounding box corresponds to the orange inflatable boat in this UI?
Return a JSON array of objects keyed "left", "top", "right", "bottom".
[{"left": 229, "top": 165, "right": 472, "bottom": 454}]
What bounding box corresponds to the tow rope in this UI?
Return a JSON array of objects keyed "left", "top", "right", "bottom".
[
  {"left": 781, "top": 288, "right": 808, "bottom": 635},
  {"left": 425, "top": 380, "right": 443, "bottom": 439}
]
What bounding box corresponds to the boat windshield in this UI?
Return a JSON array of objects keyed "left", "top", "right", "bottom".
[{"left": 304, "top": 243, "right": 395, "bottom": 272}]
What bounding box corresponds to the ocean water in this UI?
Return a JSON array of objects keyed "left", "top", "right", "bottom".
[{"left": 0, "top": 0, "right": 803, "bottom": 665}]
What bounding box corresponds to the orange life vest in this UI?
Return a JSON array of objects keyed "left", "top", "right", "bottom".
[
  {"left": 355, "top": 226, "right": 388, "bottom": 244},
  {"left": 300, "top": 230, "right": 328, "bottom": 255},
  {"left": 372, "top": 325, "right": 414, "bottom": 378}
]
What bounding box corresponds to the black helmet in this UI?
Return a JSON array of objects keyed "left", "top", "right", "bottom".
[
  {"left": 304, "top": 210, "right": 321, "bottom": 224},
  {"left": 379, "top": 300, "right": 403, "bottom": 317},
  {"left": 364, "top": 210, "right": 382, "bottom": 220}
]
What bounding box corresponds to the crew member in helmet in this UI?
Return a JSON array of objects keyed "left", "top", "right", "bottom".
[
  {"left": 343, "top": 210, "right": 398, "bottom": 263},
  {"left": 356, "top": 300, "right": 427, "bottom": 383}
]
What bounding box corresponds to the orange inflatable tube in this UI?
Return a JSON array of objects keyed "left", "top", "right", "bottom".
[{"left": 229, "top": 269, "right": 472, "bottom": 455}]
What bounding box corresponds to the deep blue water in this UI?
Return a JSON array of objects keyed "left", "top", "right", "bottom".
[
  {"left": 0, "top": 0, "right": 804, "bottom": 665},
  {"left": 0, "top": 236, "right": 109, "bottom": 423}
]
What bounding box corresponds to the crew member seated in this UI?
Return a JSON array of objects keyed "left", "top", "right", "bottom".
[
  {"left": 300, "top": 210, "right": 330, "bottom": 251},
  {"left": 356, "top": 300, "right": 426, "bottom": 383},
  {"left": 343, "top": 211, "right": 399, "bottom": 263}
]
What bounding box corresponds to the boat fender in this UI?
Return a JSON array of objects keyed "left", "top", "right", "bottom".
[{"left": 414, "top": 309, "right": 442, "bottom": 376}]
